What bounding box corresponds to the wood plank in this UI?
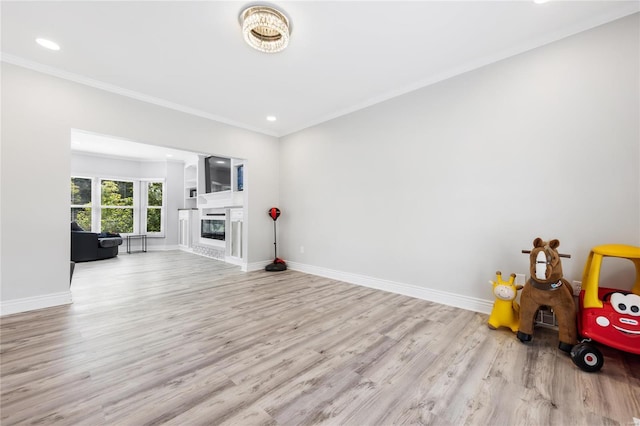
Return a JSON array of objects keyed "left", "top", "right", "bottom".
[{"left": 1, "top": 250, "right": 639, "bottom": 425}]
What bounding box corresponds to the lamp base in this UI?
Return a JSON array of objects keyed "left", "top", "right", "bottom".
[{"left": 265, "top": 262, "right": 287, "bottom": 272}]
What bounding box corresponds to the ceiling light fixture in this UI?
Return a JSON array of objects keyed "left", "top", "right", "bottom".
[
  {"left": 240, "top": 5, "right": 290, "bottom": 53},
  {"left": 35, "top": 38, "right": 60, "bottom": 51},
  {"left": 266, "top": 115, "right": 277, "bottom": 122}
]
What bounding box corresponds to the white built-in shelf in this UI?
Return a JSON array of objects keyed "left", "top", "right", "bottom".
[{"left": 184, "top": 163, "right": 198, "bottom": 209}]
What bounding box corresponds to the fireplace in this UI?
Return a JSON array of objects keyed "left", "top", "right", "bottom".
[{"left": 201, "top": 215, "right": 225, "bottom": 241}]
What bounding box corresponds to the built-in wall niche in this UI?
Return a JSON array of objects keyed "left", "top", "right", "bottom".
[
  {"left": 196, "top": 156, "right": 245, "bottom": 209},
  {"left": 184, "top": 163, "right": 197, "bottom": 209}
]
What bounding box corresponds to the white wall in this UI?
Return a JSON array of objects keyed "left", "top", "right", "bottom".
[
  {"left": 278, "top": 14, "right": 640, "bottom": 309},
  {"left": 1, "top": 63, "right": 279, "bottom": 313},
  {"left": 71, "top": 152, "right": 184, "bottom": 250}
]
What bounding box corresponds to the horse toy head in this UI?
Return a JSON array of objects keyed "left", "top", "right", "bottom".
[{"left": 529, "top": 238, "right": 563, "bottom": 284}]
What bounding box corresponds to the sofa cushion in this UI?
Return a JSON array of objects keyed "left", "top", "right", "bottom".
[
  {"left": 98, "top": 232, "right": 121, "bottom": 238},
  {"left": 98, "top": 237, "right": 123, "bottom": 248},
  {"left": 71, "top": 221, "right": 84, "bottom": 231}
]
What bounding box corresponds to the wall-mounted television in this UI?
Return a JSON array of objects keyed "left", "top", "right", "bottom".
[{"left": 204, "top": 156, "right": 231, "bottom": 193}]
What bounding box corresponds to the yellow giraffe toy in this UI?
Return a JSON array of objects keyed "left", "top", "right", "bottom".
[{"left": 488, "top": 271, "right": 523, "bottom": 333}]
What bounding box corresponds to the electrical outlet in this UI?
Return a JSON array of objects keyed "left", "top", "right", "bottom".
[
  {"left": 515, "top": 273, "right": 526, "bottom": 285},
  {"left": 572, "top": 280, "right": 582, "bottom": 296},
  {"left": 300, "top": 245, "right": 305, "bottom": 254}
]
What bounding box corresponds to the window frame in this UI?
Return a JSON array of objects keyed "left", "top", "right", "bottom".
[
  {"left": 70, "top": 176, "right": 94, "bottom": 231},
  {"left": 100, "top": 178, "right": 136, "bottom": 235},
  {"left": 141, "top": 180, "right": 165, "bottom": 237},
  {"left": 70, "top": 175, "right": 165, "bottom": 237}
]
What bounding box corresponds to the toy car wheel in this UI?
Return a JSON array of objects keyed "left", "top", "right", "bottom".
[{"left": 570, "top": 343, "right": 604, "bottom": 373}]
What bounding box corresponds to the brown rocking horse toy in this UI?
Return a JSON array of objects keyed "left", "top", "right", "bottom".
[{"left": 517, "top": 238, "right": 577, "bottom": 353}]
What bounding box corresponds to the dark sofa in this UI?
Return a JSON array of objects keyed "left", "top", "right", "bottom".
[{"left": 71, "top": 222, "right": 123, "bottom": 262}]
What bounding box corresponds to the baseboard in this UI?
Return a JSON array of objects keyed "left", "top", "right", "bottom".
[
  {"left": 287, "top": 261, "right": 494, "bottom": 315},
  {"left": 0, "top": 265, "right": 492, "bottom": 316},
  {"left": 224, "top": 256, "right": 242, "bottom": 265},
  {"left": 246, "top": 260, "right": 272, "bottom": 272},
  {"left": 224, "top": 256, "right": 247, "bottom": 269},
  {"left": 0, "top": 291, "right": 73, "bottom": 317}
]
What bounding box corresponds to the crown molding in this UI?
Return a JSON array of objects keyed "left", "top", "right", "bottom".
[
  {"left": 280, "top": 6, "right": 640, "bottom": 137},
  {"left": 0, "top": 53, "right": 279, "bottom": 138}
]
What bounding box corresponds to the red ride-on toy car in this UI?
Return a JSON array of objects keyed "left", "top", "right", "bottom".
[{"left": 571, "top": 244, "right": 640, "bottom": 372}]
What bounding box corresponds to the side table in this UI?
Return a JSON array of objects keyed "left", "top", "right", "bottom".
[{"left": 127, "top": 234, "right": 147, "bottom": 254}]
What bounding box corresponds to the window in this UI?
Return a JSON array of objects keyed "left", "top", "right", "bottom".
[
  {"left": 144, "top": 181, "right": 164, "bottom": 234},
  {"left": 71, "top": 176, "right": 165, "bottom": 236},
  {"left": 70, "top": 177, "right": 92, "bottom": 231},
  {"left": 100, "top": 180, "right": 134, "bottom": 234}
]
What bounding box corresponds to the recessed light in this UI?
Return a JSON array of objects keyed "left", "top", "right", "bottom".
[
  {"left": 36, "top": 38, "right": 60, "bottom": 51},
  {"left": 166, "top": 154, "right": 173, "bottom": 158},
  {"left": 216, "top": 160, "right": 226, "bottom": 164},
  {"left": 266, "top": 116, "right": 277, "bottom": 122},
  {"left": 533, "top": 0, "right": 550, "bottom": 4}
]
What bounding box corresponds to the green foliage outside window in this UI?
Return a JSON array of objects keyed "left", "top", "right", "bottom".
[
  {"left": 71, "top": 178, "right": 163, "bottom": 234},
  {"left": 101, "top": 180, "right": 134, "bottom": 233},
  {"left": 102, "top": 180, "right": 133, "bottom": 206},
  {"left": 146, "top": 182, "right": 163, "bottom": 232},
  {"left": 71, "top": 178, "right": 92, "bottom": 231},
  {"left": 101, "top": 208, "right": 133, "bottom": 233},
  {"left": 71, "top": 207, "right": 92, "bottom": 231},
  {"left": 147, "top": 209, "right": 161, "bottom": 232},
  {"left": 71, "top": 177, "right": 91, "bottom": 204},
  {"left": 148, "top": 182, "right": 163, "bottom": 206}
]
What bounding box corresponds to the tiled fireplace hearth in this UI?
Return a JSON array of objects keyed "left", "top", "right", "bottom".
[{"left": 193, "top": 244, "right": 225, "bottom": 260}]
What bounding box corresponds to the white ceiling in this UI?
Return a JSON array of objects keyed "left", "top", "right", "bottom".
[{"left": 2, "top": 1, "right": 639, "bottom": 142}]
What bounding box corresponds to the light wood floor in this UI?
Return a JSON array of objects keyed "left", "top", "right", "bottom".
[{"left": 1, "top": 251, "right": 639, "bottom": 425}]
